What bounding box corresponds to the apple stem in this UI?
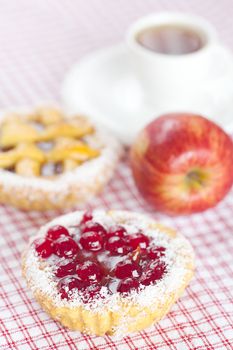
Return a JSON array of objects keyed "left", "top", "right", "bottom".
[{"left": 186, "top": 169, "right": 207, "bottom": 189}]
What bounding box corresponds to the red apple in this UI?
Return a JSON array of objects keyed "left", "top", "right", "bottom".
[{"left": 130, "top": 113, "right": 233, "bottom": 215}]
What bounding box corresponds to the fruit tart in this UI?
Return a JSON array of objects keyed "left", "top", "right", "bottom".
[
  {"left": 22, "top": 210, "right": 194, "bottom": 336},
  {"left": 0, "top": 107, "right": 121, "bottom": 210}
]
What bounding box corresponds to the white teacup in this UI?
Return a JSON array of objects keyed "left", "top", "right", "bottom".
[
  {"left": 127, "top": 12, "right": 233, "bottom": 114},
  {"left": 62, "top": 12, "right": 233, "bottom": 145}
]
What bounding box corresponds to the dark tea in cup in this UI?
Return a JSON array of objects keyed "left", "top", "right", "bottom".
[{"left": 136, "top": 25, "right": 205, "bottom": 55}]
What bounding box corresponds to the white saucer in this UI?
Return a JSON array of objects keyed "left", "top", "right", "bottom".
[
  {"left": 61, "top": 44, "right": 161, "bottom": 144},
  {"left": 62, "top": 44, "right": 233, "bottom": 144}
]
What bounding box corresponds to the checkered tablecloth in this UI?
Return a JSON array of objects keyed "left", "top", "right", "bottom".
[{"left": 0, "top": 1, "right": 233, "bottom": 349}]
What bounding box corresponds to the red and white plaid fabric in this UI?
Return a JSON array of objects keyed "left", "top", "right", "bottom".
[{"left": 0, "top": 1, "right": 233, "bottom": 349}]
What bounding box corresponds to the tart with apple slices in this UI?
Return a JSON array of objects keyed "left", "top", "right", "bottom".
[
  {"left": 22, "top": 210, "right": 194, "bottom": 336},
  {"left": 0, "top": 107, "right": 122, "bottom": 210}
]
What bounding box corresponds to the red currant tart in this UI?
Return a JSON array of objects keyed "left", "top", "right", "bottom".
[{"left": 22, "top": 210, "right": 194, "bottom": 336}]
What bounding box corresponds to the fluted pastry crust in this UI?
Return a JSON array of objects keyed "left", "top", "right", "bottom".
[{"left": 22, "top": 210, "right": 195, "bottom": 336}]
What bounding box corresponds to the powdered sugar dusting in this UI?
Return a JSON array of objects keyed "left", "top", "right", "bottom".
[{"left": 23, "top": 210, "right": 194, "bottom": 326}]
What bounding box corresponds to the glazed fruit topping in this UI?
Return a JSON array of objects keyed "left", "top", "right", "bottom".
[
  {"left": 46, "top": 225, "right": 70, "bottom": 240},
  {"left": 58, "top": 277, "right": 85, "bottom": 299},
  {"left": 105, "top": 236, "right": 131, "bottom": 255},
  {"left": 128, "top": 233, "right": 149, "bottom": 250},
  {"left": 35, "top": 238, "right": 53, "bottom": 258},
  {"left": 58, "top": 276, "right": 102, "bottom": 302},
  {"left": 140, "top": 261, "right": 166, "bottom": 286},
  {"left": 80, "top": 231, "right": 104, "bottom": 252},
  {"left": 147, "top": 246, "right": 166, "bottom": 260},
  {"left": 80, "top": 211, "right": 93, "bottom": 225},
  {"left": 53, "top": 236, "right": 79, "bottom": 258},
  {"left": 114, "top": 259, "right": 141, "bottom": 279},
  {"left": 34, "top": 212, "right": 168, "bottom": 300},
  {"left": 55, "top": 259, "right": 77, "bottom": 278},
  {"left": 106, "top": 225, "right": 126, "bottom": 238},
  {"left": 117, "top": 278, "right": 140, "bottom": 293},
  {"left": 82, "top": 221, "right": 106, "bottom": 236},
  {"left": 76, "top": 261, "right": 103, "bottom": 283}
]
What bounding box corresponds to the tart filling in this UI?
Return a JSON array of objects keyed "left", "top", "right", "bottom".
[
  {"left": 0, "top": 107, "right": 102, "bottom": 177},
  {"left": 0, "top": 108, "right": 122, "bottom": 210},
  {"left": 24, "top": 210, "right": 194, "bottom": 313}
]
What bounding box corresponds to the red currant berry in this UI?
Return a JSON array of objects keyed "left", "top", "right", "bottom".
[
  {"left": 55, "top": 259, "right": 77, "bottom": 278},
  {"left": 105, "top": 236, "right": 130, "bottom": 255},
  {"left": 79, "top": 231, "right": 104, "bottom": 251},
  {"left": 117, "top": 278, "right": 139, "bottom": 293},
  {"left": 58, "top": 277, "right": 85, "bottom": 300},
  {"left": 148, "top": 246, "right": 166, "bottom": 260},
  {"left": 76, "top": 261, "right": 103, "bottom": 283},
  {"left": 80, "top": 211, "right": 93, "bottom": 225},
  {"left": 106, "top": 225, "right": 126, "bottom": 238},
  {"left": 35, "top": 238, "right": 53, "bottom": 258},
  {"left": 128, "top": 233, "right": 149, "bottom": 250},
  {"left": 82, "top": 221, "right": 106, "bottom": 236},
  {"left": 46, "top": 225, "right": 70, "bottom": 240},
  {"left": 115, "top": 259, "right": 141, "bottom": 279},
  {"left": 140, "top": 261, "right": 166, "bottom": 286},
  {"left": 53, "top": 236, "right": 79, "bottom": 258}
]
